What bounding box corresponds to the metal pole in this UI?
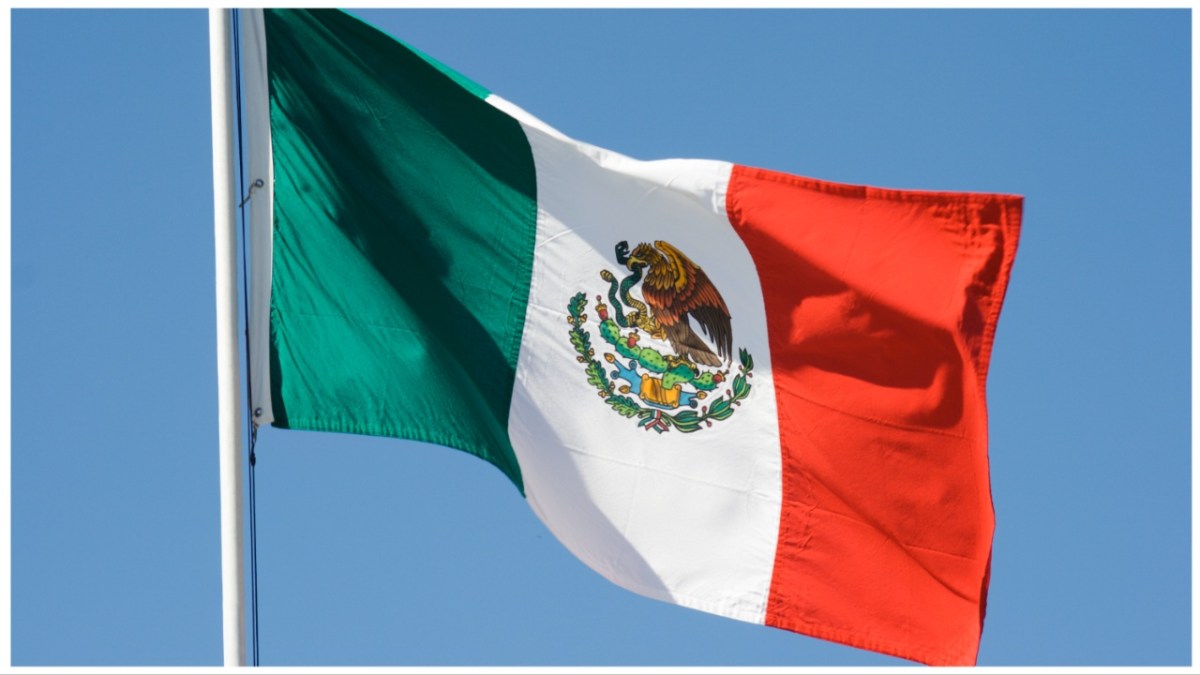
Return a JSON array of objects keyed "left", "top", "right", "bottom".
[{"left": 209, "top": 7, "right": 247, "bottom": 667}]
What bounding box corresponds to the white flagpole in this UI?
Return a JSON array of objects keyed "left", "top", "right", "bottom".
[{"left": 209, "top": 7, "right": 247, "bottom": 667}]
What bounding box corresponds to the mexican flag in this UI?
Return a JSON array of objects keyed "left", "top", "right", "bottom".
[{"left": 242, "top": 9, "right": 1021, "bottom": 666}]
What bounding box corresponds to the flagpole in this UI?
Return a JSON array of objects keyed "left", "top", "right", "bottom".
[{"left": 209, "top": 7, "right": 247, "bottom": 667}]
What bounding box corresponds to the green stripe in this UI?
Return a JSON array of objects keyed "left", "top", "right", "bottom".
[{"left": 264, "top": 9, "right": 536, "bottom": 492}]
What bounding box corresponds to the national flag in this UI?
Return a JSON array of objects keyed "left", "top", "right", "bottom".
[{"left": 242, "top": 9, "right": 1021, "bottom": 666}]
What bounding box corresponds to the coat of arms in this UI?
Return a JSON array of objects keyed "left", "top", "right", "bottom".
[{"left": 566, "top": 240, "right": 754, "bottom": 433}]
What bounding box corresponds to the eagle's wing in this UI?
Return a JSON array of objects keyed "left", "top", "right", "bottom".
[{"left": 653, "top": 240, "right": 733, "bottom": 362}]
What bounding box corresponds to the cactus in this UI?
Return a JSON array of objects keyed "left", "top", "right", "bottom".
[{"left": 597, "top": 318, "right": 720, "bottom": 391}]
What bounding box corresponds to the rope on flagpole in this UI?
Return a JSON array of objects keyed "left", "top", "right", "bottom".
[{"left": 231, "top": 9, "right": 262, "bottom": 667}]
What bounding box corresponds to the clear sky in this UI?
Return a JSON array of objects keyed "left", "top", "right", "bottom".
[{"left": 11, "top": 7, "right": 1191, "bottom": 667}]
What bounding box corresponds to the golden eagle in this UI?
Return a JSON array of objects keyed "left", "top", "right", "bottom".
[{"left": 623, "top": 240, "right": 732, "bottom": 367}]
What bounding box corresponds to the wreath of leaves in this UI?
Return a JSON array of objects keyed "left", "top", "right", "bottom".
[{"left": 567, "top": 292, "right": 753, "bottom": 433}]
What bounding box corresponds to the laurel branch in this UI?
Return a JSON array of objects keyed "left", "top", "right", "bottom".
[{"left": 566, "top": 292, "right": 752, "bottom": 433}]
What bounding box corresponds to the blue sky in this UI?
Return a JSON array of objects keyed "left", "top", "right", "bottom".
[{"left": 11, "top": 8, "right": 1191, "bottom": 666}]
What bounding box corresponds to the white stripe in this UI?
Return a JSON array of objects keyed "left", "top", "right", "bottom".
[
  {"left": 496, "top": 95, "right": 784, "bottom": 625},
  {"left": 242, "top": 9, "right": 274, "bottom": 427}
]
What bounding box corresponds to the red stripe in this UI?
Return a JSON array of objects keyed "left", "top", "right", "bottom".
[{"left": 726, "top": 165, "right": 1021, "bottom": 665}]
